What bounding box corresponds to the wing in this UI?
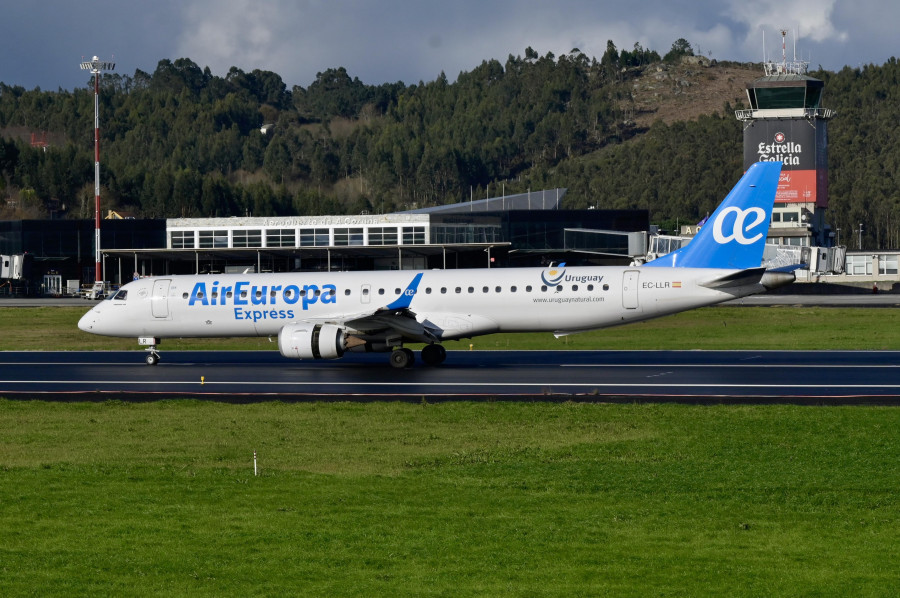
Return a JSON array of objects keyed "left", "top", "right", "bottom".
[{"left": 300, "top": 272, "right": 440, "bottom": 343}]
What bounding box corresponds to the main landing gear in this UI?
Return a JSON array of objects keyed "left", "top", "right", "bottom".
[{"left": 389, "top": 344, "right": 447, "bottom": 369}]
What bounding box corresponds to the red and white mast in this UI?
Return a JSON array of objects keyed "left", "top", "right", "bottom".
[{"left": 79, "top": 55, "right": 115, "bottom": 283}]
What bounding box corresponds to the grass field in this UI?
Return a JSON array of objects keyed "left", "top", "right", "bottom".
[
  {"left": 2, "top": 305, "right": 900, "bottom": 351},
  {"left": 1, "top": 401, "right": 898, "bottom": 596},
  {"left": 2, "top": 306, "right": 899, "bottom": 595}
]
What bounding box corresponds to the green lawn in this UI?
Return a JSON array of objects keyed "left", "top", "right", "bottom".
[
  {"left": 2, "top": 306, "right": 899, "bottom": 595},
  {"left": 3, "top": 305, "right": 900, "bottom": 351},
  {"left": 0, "top": 401, "right": 897, "bottom": 596}
]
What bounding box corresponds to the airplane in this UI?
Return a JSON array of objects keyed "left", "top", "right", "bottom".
[{"left": 78, "top": 161, "right": 793, "bottom": 368}]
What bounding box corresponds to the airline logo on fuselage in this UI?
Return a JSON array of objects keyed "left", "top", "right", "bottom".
[
  {"left": 541, "top": 264, "right": 567, "bottom": 286},
  {"left": 187, "top": 280, "right": 336, "bottom": 321},
  {"left": 539, "top": 263, "right": 604, "bottom": 286}
]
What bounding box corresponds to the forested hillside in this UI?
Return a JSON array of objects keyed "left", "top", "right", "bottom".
[{"left": 0, "top": 42, "right": 898, "bottom": 248}]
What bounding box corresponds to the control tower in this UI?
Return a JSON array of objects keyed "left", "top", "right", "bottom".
[{"left": 736, "top": 31, "right": 836, "bottom": 247}]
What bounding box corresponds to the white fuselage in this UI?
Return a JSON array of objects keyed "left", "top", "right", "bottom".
[{"left": 78, "top": 265, "right": 763, "bottom": 341}]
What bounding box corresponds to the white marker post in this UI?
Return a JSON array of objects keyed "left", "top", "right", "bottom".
[{"left": 253, "top": 451, "right": 258, "bottom": 476}]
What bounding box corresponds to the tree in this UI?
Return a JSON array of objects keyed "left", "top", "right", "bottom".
[{"left": 664, "top": 38, "right": 694, "bottom": 63}]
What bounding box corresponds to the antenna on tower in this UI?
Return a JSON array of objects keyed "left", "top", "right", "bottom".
[{"left": 763, "top": 27, "right": 808, "bottom": 76}]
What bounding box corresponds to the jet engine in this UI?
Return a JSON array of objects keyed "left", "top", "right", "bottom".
[{"left": 278, "top": 323, "right": 345, "bottom": 360}]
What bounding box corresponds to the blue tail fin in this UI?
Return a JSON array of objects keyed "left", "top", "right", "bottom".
[{"left": 645, "top": 161, "right": 782, "bottom": 269}]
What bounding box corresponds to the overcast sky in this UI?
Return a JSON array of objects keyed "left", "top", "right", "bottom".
[{"left": 1, "top": 0, "right": 896, "bottom": 91}]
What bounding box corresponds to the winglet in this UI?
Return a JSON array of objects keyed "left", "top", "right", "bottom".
[
  {"left": 645, "top": 161, "right": 782, "bottom": 269},
  {"left": 385, "top": 273, "right": 424, "bottom": 310}
]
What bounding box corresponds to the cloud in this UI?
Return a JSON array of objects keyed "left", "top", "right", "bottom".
[
  {"left": 1, "top": 0, "right": 895, "bottom": 91},
  {"left": 728, "top": 0, "right": 848, "bottom": 62}
]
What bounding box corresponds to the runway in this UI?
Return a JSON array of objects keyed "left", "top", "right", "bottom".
[{"left": 1, "top": 349, "right": 898, "bottom": 403}]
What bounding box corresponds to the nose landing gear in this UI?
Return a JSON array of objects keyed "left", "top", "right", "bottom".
[
  {"left": 145, "top": 349, "right": 160, "bottom": 366},
  {"left": 139, "top": 337, "right": 161, "bottom": 366}
]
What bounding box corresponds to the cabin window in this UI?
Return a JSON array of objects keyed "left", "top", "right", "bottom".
[
  {"left": 587, "top": 284, "right": 593, "bottom": 291},
  {"left": 378, "top": 288, "right": 385, "bottom": 295},
  {"left": 556, "top": 285, "right": 563, "bottom": 292},
  {"left": 526, "top": 286, "right": 532, "bottom": 292},
  {"left": 344, "top": 289, "right": 351, "bottom": 296},
  {"left": 571, "top": 285, "right": 578, "bottom": 292},
  {"left": 425, "top": 288, "right": 432, "bottom": 294},
  {"left": 603, "top": 284, "right": 609, "bottom": 291},
  {"left": 455, "top": 287, "right": 461, "bottom": 293},
  {"left": 182, "top": 292, "right": 188, "bottom": 299},
  {"left": 541, "top": 285, "right": 547, "bottom": 292},
  {"left": 468, "top": 287, "right": 474, "bottom": 293},
  {"left": 511, "top": 286, "right": 517, "bottom": 292},
  {"left": 395, "top": 288, "right": 402, "bottom": 295},
  {"left": 483, "top": 286, "right": 489, "bottom": 293},
  {"left": 441, "top": 287, "right": 447, "bottom": 294}
]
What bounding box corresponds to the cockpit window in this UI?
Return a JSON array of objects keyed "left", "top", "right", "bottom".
[{"left": 111, "top": 289, "right": 128, "bottom": 301}]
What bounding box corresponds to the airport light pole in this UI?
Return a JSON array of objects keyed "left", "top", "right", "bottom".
[{"left": 79, "top": 56, "right": 115, "bottom": 284}]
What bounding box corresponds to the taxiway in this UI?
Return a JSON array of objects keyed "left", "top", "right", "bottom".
[{"left": 1, "top": 350, "right": 898, "bottom": 403}]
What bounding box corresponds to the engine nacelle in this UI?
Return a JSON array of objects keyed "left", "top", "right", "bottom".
[{"left": 278, "top": 323, "right": 345, "bottom": 360}]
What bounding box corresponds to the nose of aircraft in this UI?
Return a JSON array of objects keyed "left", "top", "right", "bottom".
[{"left": 78, "top": 307, "right": 98, "bottom": 333}]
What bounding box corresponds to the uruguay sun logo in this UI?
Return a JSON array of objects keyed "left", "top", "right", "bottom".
[
  {"left": 774, "top": 132, "right": 785, "bottom": 143},
  {"left": 541, "top": 262, "right": 567, "bottom": 286}
]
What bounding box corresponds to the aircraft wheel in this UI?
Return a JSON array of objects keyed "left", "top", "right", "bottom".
[
  {"left": 421, "top": 344, "right": 446, "bottom": 366},
  {"left": 390, "top": 348, "right": 414, "bottom": 369},
  {"left": 145, "top": 352, "right": 160, "bottom": 366}
]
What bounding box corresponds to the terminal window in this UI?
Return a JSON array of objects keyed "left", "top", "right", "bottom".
[
  {"left": 266, "top": 228, "right": 296, "bottom": 247},
  {"left": 170, "top": 230, "right": 195, "bottom": 249},
  {"left": 198, "top": 230, "right": 229, "bottom": 248},
  {"left": 299, "top": 228, "right": 330, "bottom": 246},
  {"left": 232, "top": 229, "right": 262, "bottom": 248},
  {"left": 368, "top": 227, "right": 398, "bottom": 246},
  {"left": 878, "top": 255, "right": 898, "bottom": 275},
  {"left": 334, "top": 228, "right": 364, "bottom": 246},
  {"left": 402, "top": 226, "right": 426, "bottom": 245}
]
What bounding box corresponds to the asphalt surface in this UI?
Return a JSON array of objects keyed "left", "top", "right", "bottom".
[{"left": 1, "top": 349, "right": 898, "bottom": 403}]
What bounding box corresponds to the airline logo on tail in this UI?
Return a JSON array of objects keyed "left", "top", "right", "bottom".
[{"left": 711, "top": 206, "right": 767, "bottom": 245}]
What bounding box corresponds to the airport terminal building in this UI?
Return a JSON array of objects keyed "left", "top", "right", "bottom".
[{"left": 0, "top": 189, "right": 650, "bottom": 295}]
